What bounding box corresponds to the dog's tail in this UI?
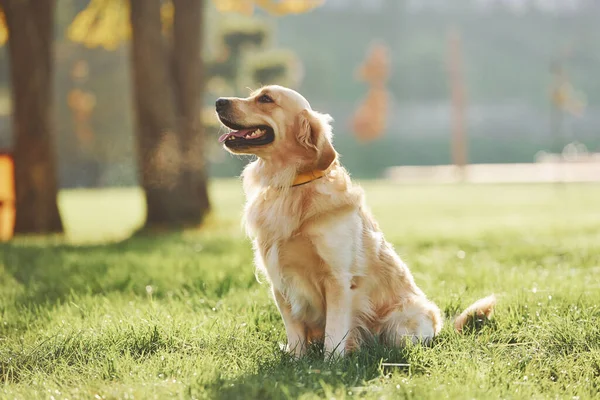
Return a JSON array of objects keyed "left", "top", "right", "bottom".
[{"left": 453, "top": 294, "right": 497, "bottom": 333}]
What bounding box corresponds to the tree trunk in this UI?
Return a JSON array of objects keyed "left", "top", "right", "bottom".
[
  {"left": 129, "top": 0, "right": 210, "bottom": 231},
  {"left": 1, "top": 0, "right": 63, "bottom": 234},
  {"left": 172, "top": 0, "right": 210, "bottom": 222}
]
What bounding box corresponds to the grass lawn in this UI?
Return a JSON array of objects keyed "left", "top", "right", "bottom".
[{"left": 1, "top": 180, "right": 600, "bottom": 399}]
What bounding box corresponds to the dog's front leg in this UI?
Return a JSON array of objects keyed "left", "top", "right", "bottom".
[
  {"left": 311, "top": 211, "right": 361, "bottom": 358},
  {"left": 323, "top": 278, "right": 352, "bottom": 358},
  {"left": 273, "top": 289, "right": 307, "bottom": 358}
]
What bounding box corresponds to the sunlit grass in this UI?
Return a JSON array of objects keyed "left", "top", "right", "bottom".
[
  {"left": 2, "top": 181, "right": 600, "bottom": 399},
  {"left": 56, "top": 179, "right": 246, "bottom": 243}
]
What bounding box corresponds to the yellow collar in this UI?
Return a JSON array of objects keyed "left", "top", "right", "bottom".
[{"left": 292, "top": 169, "right": 327, "bottom": 187}]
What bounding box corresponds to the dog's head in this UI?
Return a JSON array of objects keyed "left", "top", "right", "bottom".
[{"left": 215, "top": 85, "right": 336, "bottom": 173}]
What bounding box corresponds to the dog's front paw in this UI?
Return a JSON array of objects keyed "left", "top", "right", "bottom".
[
  {"left": 323, "top": 343, "right": 347, "bottom": 361},
  {"left": 279, "top": 341, "right": 305, "bottom": 359}
]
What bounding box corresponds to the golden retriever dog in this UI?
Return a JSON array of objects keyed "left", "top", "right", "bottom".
[{"left": 215, "top": 85, "right": 496, "bottom": 358}]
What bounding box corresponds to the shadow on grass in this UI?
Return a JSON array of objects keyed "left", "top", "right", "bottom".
[
  {"left": 200, "top": 342, "right": 420, "bottom": 400},
  {"left": 0, "top": 320, "right": 190, "bottom": 384},
  {"left": 0, "top": 230, "right": 253, "bottom": 307},
  {"left": 199, "top": 318, "right": 499, "bottom": 400}
]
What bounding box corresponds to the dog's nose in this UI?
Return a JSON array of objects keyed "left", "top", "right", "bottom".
[{"left": 215, "top": 98, "right": 230, "bottom": 112}]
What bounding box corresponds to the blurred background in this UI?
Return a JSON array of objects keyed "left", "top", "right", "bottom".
[{"left": 0, "top": 0, "right": 599, "bottom": 240}]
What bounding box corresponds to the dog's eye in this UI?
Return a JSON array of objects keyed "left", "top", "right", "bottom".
[{"left": 257, "top": 94, "right": 274, "bottom": 104}]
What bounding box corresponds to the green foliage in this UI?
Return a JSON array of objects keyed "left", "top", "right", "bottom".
[
  {"left": 203, "top": 11, "right": 302, "bottom": 175},
  {"left": 1, "top": 182, "right": 600, "bottom": 398},
  {"left": 67, "top": 0, "right": 134, "bottom": 50},
  {"left": 203, "top": 12, "right": 299, "bottom": 97},
  {"left": 241, "top": 48, "right": 302, "bottom": 88},
  {"left": 206, "top": 17, "right": 271, "bottom": 85},
  {"left": 221, "top": 24, "right": 269, "bottom": 55}
]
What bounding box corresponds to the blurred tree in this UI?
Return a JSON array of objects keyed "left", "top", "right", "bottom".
[
  {"left": 446, "top": 27, "right": 467, "bottom": 180},
  {"left": 129, "top": 0, "right": 210, "bottom": 230},
  {"left": 67, "top": 0, "right": 171, "bottom": 50},
  {"left": 69, "top": 0, "right": 208, "bottom": 230},
  {"left": 202, "top": 13, "right": 303, "bottom": 174},
  {"left": 551, "top": 65, "right": 586, "bottom": 119},
  {"left": 212, "top": 0, "right": 324, "bottom": 16},
  {"left": 0, "top": 8, "right": 7, "bottom": 45},
  {"left": 68, "top": 0, "right": 320, "bottom": 230},
  {"left": 351, "top": 42, "right": 391, "bottom": 142},
  {"left": 549, "top": 62, "right": 587, "bottom": 165},
  {"left": 0, "top": 0, "right": 64, "bottom": 234},
  {"left": 67, "top": 60, "right": 102, "bottom": 186}
]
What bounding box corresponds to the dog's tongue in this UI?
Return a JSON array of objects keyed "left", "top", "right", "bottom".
[{"left": 218, "top": 129, "right": 254, "bottom": 143}]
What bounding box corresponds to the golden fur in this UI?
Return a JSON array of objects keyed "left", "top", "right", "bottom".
[{"left": 216, "top": 85, "right": 496, "bottom": 357}]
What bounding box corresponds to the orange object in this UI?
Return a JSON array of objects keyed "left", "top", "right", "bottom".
[
  {"left": 351, "top": 42, "right": 391, "bottom": 142},
  {"left": 446, "top": 27, "right": 468, "bottom": 176},
  {"left": 0, "top": 152, "right": 15, "bottom": 241}
]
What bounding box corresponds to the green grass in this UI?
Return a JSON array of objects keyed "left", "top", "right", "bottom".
[{"left": 2, "top": 180, "right": 600, "bottom": 399}]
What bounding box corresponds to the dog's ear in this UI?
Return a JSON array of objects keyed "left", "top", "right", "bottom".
[{"left": 297, "top": 109, "right": 337, "bottom": 171}]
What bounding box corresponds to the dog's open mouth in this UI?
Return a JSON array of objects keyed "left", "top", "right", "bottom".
[{"left": 218, "top": 118, "right": 275, "bottom": 149}]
